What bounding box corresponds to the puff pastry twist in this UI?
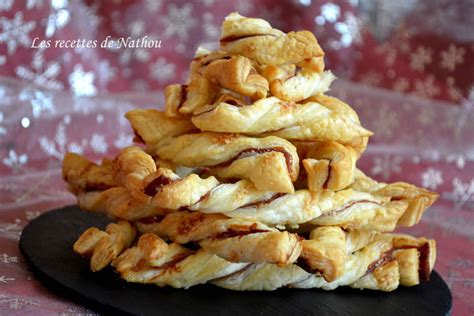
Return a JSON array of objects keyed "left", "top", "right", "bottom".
[
  {"left": 73, "top": 220, "right": 136, "bottom": 271},
  {"left": 104, "top": 232, "right": 435, "bottom": 291},
  {"left": 220, "top": 13, "right": 324, "bottom": 71},
  {"left": 191, "top": 95, "right": 372, "bottom": 145}
]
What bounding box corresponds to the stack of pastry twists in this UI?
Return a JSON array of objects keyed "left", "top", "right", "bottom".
[{"left": 64, "top": 13, "right": 438, "bottom": 292}]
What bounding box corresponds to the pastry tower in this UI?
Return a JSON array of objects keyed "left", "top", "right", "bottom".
[{"left": 63, "top": 13, "right": 438, "bottom": 291}]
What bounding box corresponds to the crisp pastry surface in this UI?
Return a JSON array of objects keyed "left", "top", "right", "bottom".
[
  {"left": 296, "top": 140, "right": 359, "bottom": 191},
  {"left": 66, "top": 12, "right": 438, "bottom": 293},
  {"left": 270, "top": 70, "right": 335, "bottom": 102},
  {"left": 87, "top": 232, "right": 435, "bottom": 291},
  {"left": 134, "top": 211, "right": 302, "bottom": 265},
  {"left": 125, "top": 109, "right": 196, "bottom": 151},
  {"left": 191, "top": 95, "right": 372, "bottom": 145},
  {"left": 220, "top": 13, "right": 324, "bottom": 69},
  {"left": 62, "top": 153, "right": 115, "bottom": 194},
  {"left": 153, "top": 132, "right": 299, "bottom": 193},
  {"left": 73, "top": 220, "right": 136, "bottom": 272}
]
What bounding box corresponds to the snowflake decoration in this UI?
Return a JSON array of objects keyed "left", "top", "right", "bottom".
[
  {"left": 27, "top": 0, "right": 43, "bottom": 9},
  {"left": 0, "top": 0, "right": 14, "bottom": 11},
  {"left": 392, "top": 78, "right": 409, "bottom": 92},
  {"left": 150, "top": 57, "right": 176, "bottom": 83},
  {"left": 69, "top": 65, "right": 97, "bottom": 97},
  {"left": 320, "top": 3, "right": 341, "bottom": 23},
  {"left": 0, "top": 294, "right": 39, "bottom": 310},
  {"left": 370, "top": 155, "right": 402, "bottom": 180},
  {"left": 0, "top": 219, "right": 22, "bottom": 240},
  {"left": 90, "top": 134, "right": 108, "bottom": 154},
  {"left": 410, "top": 46, "right": 432, "bottom": 72},
  {"left": 1, "top": 253, "right": 18, "bottom": 264},
  {"left": 413, "top": 75, "right": 440, "bottom": 99},
  {"left": 446, "top": 77, "right": 463, "bottom": 101},
  {"left": 0, "top": 12, "right": 36, "bottom": 55},
  {"left": 2, "top": 150, "right": 28, "bottom": 172},
  {"left": 39, "top": 122, "right": 84, "bottom": 159},
  {"left": 15, "top": 49, "right": 63, "bottom": 90},
  {"left": 371, "top": 107, "right": 399, "bottom": 139},
  {"left": 334, "top": 12, "right": 362, "bottom": 48},
  {"left": 162, "top": 3, "right": 197, "bottom": 41},
  {"left": 0, "top": 112, "right": 6, "bottom": 135},
  {"left": 444, "top": 178, "right": 474, "bottom": 208},
  {"left": 421, "top": 168, "right": 443, "bottom": 190},
  {"left": 20, "top": 89, "right": 56, "bottom": 118},
  {"left": 440, "top": 44, "right": 465, "bottom": 72},
  {"left": 45, "top": 0, "right": 70, "bottom": 37}
]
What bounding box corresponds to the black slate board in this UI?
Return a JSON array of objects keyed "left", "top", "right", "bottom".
[{"left": 19, "top": 205, "right": 452, "bottom": 316}]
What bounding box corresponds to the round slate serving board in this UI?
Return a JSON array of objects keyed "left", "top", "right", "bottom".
[{"left": 19, "top": 206, "right": 452, "bottom": 316}]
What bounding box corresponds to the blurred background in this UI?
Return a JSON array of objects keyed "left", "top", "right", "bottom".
[{"left": 0, "top": 0, "right": 473, "bottom": 314}]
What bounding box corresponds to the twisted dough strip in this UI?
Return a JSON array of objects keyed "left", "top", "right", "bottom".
[
  {"left": 217, "top": 234, "right": 435, "bottom": 291},
  {"left": 260, "top": 95, "right": 373, "bottom": 144},
  {"left": 113, "top": 234, "right": 250, "bottom": 289},
  {"left": 70, "top": 148, "right": 433, "bottom": 232},
  {"left": 165, "top": 48, "right": 228, "bottom": 117},
  {"left": 227, "top": 189, "right": 406, "bottom": 230},
  {"left": 112, "top": 146, "right": 157, "bottom": 202},
  {"left": 77, "top": 187, "right": 173, "bottom": 221},
  {"left": 125, "top": 109, "right": 196, "bottom": 152},
  {"left": 269, "top": 70, "right": 335, "bottom": 102},
  {"left": 191, "top": 95, "right": 372, "bottom": 145},
  {"left": 203, "top": 55, "right": 269, "bottom": 100},
  {"left": 73, "top": 220, "right": 136, "bottom": 272},
  {"left": 220, "top": 13, "right": 324, "bottom": 71},
  {"left": 107, "top": 233, "right": 434, "bottom": 291},
  {"left": 150, "top": 132, "right": 300, "bottom": 193},
  {"left": 62, "top": 153, "right": 115, "bottom": 194},
  {"left": 295, "top": 141, "right": 360, "bottom": 191},
  {"left": 111, "top": 146, "right": 220, "bottom": 207},
  {"left": 135, "top": 211, "right": 302, "bottom": 265},
  {"left": 126, "top": 112, "right": 300, "bottom": 193},
  {"left": 165, "top": 78, "right": 220, "bottom": 117},
  {"left": 350, "top": 169, "right": 439, "bottom": 227},
  {"left": 298, "top": 227, "right": 378, "bottom": 282}
]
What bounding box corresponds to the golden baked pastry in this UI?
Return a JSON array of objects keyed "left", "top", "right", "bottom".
[
  {"left": 66, "top": 12, "right": 438, "bottom": 293},
  {"left": 77, "top": 187, "right": 173, "bottom": 221},
  {"left": 270, "top": 70, "right": 335, "bottom": 102},
  {"left": 295, "top": 140, "right": 359, "bottom": 191},
  {"left": 351, "top": 169, "right": 439, "bottom": 227},
  {"left": 73, "top": 220, "right": 136, "bottom": 272},
  {"left": 203, "top": 55, "right": 269, "bottom": 100},
  {"left": 62, "top": 153, "right": 115, "bottom": 194},
  {"left": 125, "top": 109, "right": 197, "bottom": 151},
  {"left": 164, "top": 78, "right": 220, "bottom": 117},
  {"left": 102, "top": 233, "right": 434, "bottom": 291},
  {"left": 152, "top": 133, "right": 299, "bottom": 193},
  {"left": 220, "top": 13, "right": 324, "bottom": 70},
  {"left": 135, "top": 211, "right": 301, "bottom": 265},
  {"left": 192, "top": 95, "right": 372, "bottom": 145}
]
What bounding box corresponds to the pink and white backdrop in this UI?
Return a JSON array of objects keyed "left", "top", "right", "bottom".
[{"left": 0, "top": 0, "right": 473, "bottom": 314}]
